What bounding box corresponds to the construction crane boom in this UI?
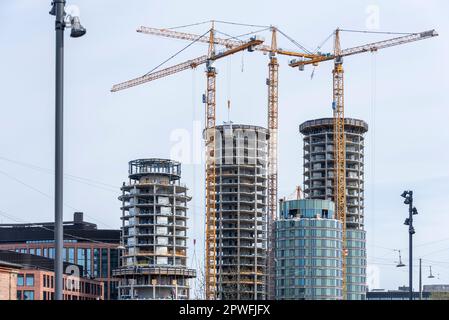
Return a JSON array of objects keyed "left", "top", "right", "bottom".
[
  {"left": 137, "top": 25, "right": 319, "bottom": 59},
  {"left": 111, "top": 38, "right": 263, "bottom": 93},
  {"left": 111, "top": 55, "right": 208, "bottom": 92}
]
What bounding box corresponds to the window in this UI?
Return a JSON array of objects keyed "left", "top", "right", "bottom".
[
  {"left": 94, "top": 249, "right": 100, "bottom": 277},
  {"left": 23, "top": 290, "right": 35, "bottom": 300},
  {"left": 26, "top": 274, "right": 34, "bottom": 286},
  {"left": 17, "top": 290, "right": 22, "bottom": 300},
  {"left": 77, "top": 248, "right": 85, "bottom": 274},
  {"left": 101, "top": 249, "right": 108, "bottom": 278},
  {"left": 17, "top": 274, "right": 24, "bottom": 286},
  {"left": 68, "top": 248, "right": 75, "bottom": 263},
  {"left": 86, "top": 248, "right": 92, "bottom": 276},
  {"left": 49, "top": 248, "right": 55, "bottom": 259}
]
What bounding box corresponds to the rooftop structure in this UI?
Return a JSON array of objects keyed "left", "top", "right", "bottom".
[{"left": 114, "top": 159, "right": 196, "bottom": 300}]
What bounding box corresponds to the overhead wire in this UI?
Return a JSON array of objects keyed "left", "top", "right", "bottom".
[
  {"left": 0, "top": 168, "right": 115, "bottom": 229},
  {"left": 0, "top": 156, "right": 117, "bottom": 191}
]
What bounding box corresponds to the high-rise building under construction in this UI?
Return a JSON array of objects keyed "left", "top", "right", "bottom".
[
  {"left": 114, "top": 159, "right": 196, "bottom": 300},
  {"left": 212, "top": 123, "right": 269, "bottom": 300},
  {"left": 299, "top": 118, "right": 368, "bottom": 300}
]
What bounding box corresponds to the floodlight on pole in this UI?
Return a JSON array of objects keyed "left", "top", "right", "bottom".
[{"left": 49, "top": 0, "right": 86, "bottom": 300}]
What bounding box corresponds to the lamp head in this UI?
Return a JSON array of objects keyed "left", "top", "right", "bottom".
[
  {"left": 70, "top": 16, "right": 86, "bottom": 38},
  {"left": 401, "top": 191, "right": 409, "bottom": 198},
  {"left": 49, "top": 2, "right": 56, "bottom": 16}
]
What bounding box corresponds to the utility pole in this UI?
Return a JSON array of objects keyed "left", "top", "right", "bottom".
[
  {"left": 419, "top": 258, "right": 422, "bottom": 300},
  {"left": 49, "top": 0, "right": 86, "bottom": 300},
  {"left": 401, "top": 190, "right": 418, "bottom": 301}
]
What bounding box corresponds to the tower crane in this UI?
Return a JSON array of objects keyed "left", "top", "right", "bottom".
[
  {"left": 111, "top": 23, "right": 263, "bottom": 300},
  {"left": 136, "top": 24, "right": 325, "bottom": 299},
  {"left": 289, "top": 28, "right": 438, "bottom": 298}
]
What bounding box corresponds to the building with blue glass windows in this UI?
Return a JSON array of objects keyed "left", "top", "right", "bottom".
[
  {"left": 0, "top": 212, "right": 121, "bottom": 300},
  {"left": 299, "top": 118, "right": 368, "bottom": 300},
  {"left": 275, "top": 199, "right": 344, "bottom": 300}
]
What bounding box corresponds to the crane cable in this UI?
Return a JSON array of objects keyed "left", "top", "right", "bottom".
[
  {"left": 370, "top": 51, "right": 377, "bottom": 259},
  {"left": 212, "top": 20, "right": 269, "bottom": 29},
  {"left": 144, "top": 29, "right": 211, "bottom": 77},
  {"left": 215, "top": 27, "right": 271, "bottom": 42},
  {"left": 275, "top": 27, "right": 312, "bottom": 54},
  {"left": 340, "top": 29, "right": 415, "bottom": 35}
]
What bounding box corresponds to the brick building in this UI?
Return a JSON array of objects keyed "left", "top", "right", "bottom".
[
  {"left": 0, "top": 250, "right": 103, "bottom": 300},
  {"left": 0, "top": 260, "right": 21, "bottom": 300},
  {"left": 0, "top": 212, "right": 120, "bottom": 299}
]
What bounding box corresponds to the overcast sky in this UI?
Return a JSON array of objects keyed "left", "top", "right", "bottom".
[{"left": 1, "top": 0, "right": 448, "bottom": 293}]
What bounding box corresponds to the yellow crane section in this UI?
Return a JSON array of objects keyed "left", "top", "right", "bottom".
[{"left": 137, "top": 25, "right": 319, "bottom": 59}]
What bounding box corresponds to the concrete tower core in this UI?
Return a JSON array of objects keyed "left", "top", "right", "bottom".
[
  {"left": 114, "top": 159, "right": 196, "bottom": 300},
  {"left": 299, "top": 118, "right": 368, "bottom": 230},
  {"left": 211, "top": 123, "right": 269, "bottom": 300}
]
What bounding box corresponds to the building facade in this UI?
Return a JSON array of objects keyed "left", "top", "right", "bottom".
[
  {"left": 114, "top": 159, "right": 196, "bottom": 300},
  {"left": 275, "top": 199, "right": 343, "bottom": 300},
  {"left": 299, "top": 118, "right": 368, "bottom": 299},
  {"left": 0, "top": 212, "right": 120, "bottom": 300},
  {"left": 0, "top": 260, "right": 21, "bottom": 300},
  {"left": 299, "top": 118, "right": 368, "bottom": 229},
  {"left": 0, "top": 250, "right": 104, "bottom": 300},
  {"left": 16, "top": 269, "right": 104, "bottom": 300},
  {"left": 212, "top": 123, "right": 269, "bottom": 300}
]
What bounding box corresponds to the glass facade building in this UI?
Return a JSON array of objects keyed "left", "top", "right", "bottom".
[
  {"left": 345, "top": 229, "right": 367, "bottom": 300},
  {"left": 299, "top": 117, "right": 368, "bottom": 300},
  {"left": 275, "top": 199, "right": 343, "bottom": 300}
]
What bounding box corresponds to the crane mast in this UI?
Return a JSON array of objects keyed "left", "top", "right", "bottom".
[
  {"left": 332, "top": 29, "right": 347, "bottom": 297},
  {"left": 204, "top": 24, "right": 218, "bottom": 300},
  {"left": 266, "top": 27, "right": 279, "bottom": 300}
]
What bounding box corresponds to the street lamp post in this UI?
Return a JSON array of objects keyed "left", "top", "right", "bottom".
[
  {"left": 49, "top": 0, "right": 86, "bottom": 300},
  {"left": 419, "top": 258, "right": 422, "bottom": 300},
  {"left": 401, "top": 190, "right": 418, "bottom": 301}
]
